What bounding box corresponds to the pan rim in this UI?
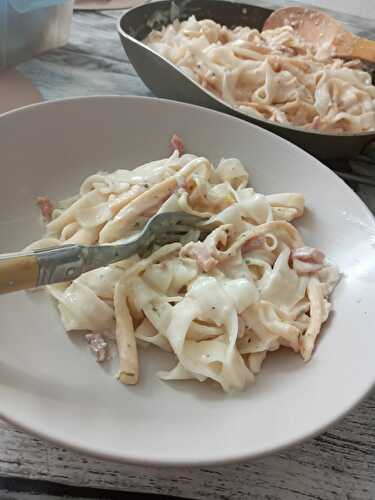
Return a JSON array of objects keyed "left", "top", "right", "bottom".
[{"left": 118, "top": 0, "right": 375, "bottom": 141}]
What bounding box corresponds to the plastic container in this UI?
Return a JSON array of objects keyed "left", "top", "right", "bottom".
[{"left": 0, "top": 0, "right": 73, "bottom": 69}]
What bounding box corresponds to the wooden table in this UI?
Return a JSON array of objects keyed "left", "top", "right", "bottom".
[{"left": 3, "top": 4, "right": 374, "bottom": 499}]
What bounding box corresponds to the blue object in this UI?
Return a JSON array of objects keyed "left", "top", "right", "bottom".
[
  {"left": 10, "top": 0, "right": 67, "bottom": 13},
  {"left": 0, "top": 0, "right": 73, "bottom": 69}
]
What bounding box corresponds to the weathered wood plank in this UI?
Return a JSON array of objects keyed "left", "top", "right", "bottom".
[
  {"left": 0, "top": 392, "right": 373, "bottom": 499},
  {"left": 2, "top": 5, "right": 374, "bottom": 499}
]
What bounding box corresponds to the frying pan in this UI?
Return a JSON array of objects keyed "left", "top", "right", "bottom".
[{"left": 118, "top": 0, "right": 375, "bottom": 160}]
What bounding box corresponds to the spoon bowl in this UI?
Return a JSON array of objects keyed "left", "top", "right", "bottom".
[
  {"left": 118, "top": 0, "right": 375, "bottom": 159},
  {"left": 264, "top": 6, "right": 375, "bottom": 63}
]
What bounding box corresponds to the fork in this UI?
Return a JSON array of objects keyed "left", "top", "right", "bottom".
[{"left": 0, "top": 212, "right": 207, "bottom": 295}]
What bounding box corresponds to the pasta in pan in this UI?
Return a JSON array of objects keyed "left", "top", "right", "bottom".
[
  {"left": 31, "top": 137, "right": 339, "bottom": 392},
  {"left": 144, "top": 17, "right": 375, "bottom": 133}
]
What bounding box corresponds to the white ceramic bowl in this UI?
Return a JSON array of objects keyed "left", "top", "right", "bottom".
[{"left": 0, "top": 96, "right": 374, "bottom": 466}]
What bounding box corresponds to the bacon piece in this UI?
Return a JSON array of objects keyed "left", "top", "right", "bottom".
[
  {"left": 311, "top": 116, "right": 322, "bottom": 130},
  {"left": 186, "top": 242, "right": 218, "bottom": 272},
  {"left": 182, "top": 241, "right": 218, "bottom": 272},
  {"left": 241, "top": 236, "right": 266, "bottom": 255},
  {"left": 36, "top": 196, "right": 54, "bottom": 222},
  {"left": 293, "top": 246, "right": 324, "bottom": 264},
  {"left": 181, "top": 226, "right": 232, "bottom": 272},
  {"left": 86, "top": 333, "right": 110, "bottom": 362},
  {"left": 171, "top": 134, "right": 184, "bottom": 155},
  {"left": 292, "top": 246, "right": 325, "bottom": 275}
]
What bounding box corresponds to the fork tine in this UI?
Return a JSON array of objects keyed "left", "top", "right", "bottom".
[
  {"left": 173, "top": 213, "right": 208, "bottom": 225},
  {"left": 163, "top": 224, "right": 200, "bottom": 234},
  {"left": 149, "top": 212, "right": 207, "bottom": 231},
  {"left": 137, "top": 211, "right": 210, "bottom": 251},
  {"left": 154, "top": 229, "right": 195, "bottom": 243},
  {"left": 154, "top": 235, "right": 183, "bottom": 245}
]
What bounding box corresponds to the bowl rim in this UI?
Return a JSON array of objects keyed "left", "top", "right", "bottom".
[{"left": 0, "top": 94, "right": 374, "bottom": 467}]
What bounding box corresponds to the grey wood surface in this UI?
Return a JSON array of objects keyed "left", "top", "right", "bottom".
[{"left": 3, "top": 5, "right": 374, "bottom": 499}]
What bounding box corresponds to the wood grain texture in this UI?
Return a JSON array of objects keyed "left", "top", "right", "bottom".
[
  {"left": 5, "top": 5, "right": 375, "bottom": 499},
  {"left": 350, "top": 37, "right": 375, "bottom": 64},
  {"left": 0, "top": 255, "right": 38, "bottom": 294}
]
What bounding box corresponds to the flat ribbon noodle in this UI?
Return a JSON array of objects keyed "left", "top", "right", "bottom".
[{"left": 30, "top": 150, "right": 339, "bottom": 392}]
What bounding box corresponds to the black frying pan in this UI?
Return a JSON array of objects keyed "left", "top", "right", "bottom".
[{"left": 118, "top": 0, "right": 375, "bottom": 160}]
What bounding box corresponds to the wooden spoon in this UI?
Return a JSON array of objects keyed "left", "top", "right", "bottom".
[{"left": 263, "top": 6, "right": 375, "bottom": 63}]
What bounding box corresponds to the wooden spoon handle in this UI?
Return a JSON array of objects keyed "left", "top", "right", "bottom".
[
  {"left": 351, "top": 37, "right": 375, "bottom": 63},
  {"left": 0, "top": 255, "right": 39, "bottom": 294}
]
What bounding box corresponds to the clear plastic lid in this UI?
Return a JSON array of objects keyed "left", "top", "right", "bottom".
[
  {"left": 10, "top": 0, "right": 67, "bottom": 13},
  {"left": 1, "top": 0, "right": 73, "bottom": 69}
]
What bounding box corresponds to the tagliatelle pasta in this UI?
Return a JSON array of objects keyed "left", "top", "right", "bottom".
[
  {"left": 144, "top": 17, "right": 375, "bottom": 133},
  {"left": 30, "top": 137, "right": 339, "bottom": 392}
]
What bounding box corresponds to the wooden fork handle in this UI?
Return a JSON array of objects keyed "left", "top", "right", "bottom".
[{"left": 0, "top": 255, "right": 39, "bottom": 294}]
